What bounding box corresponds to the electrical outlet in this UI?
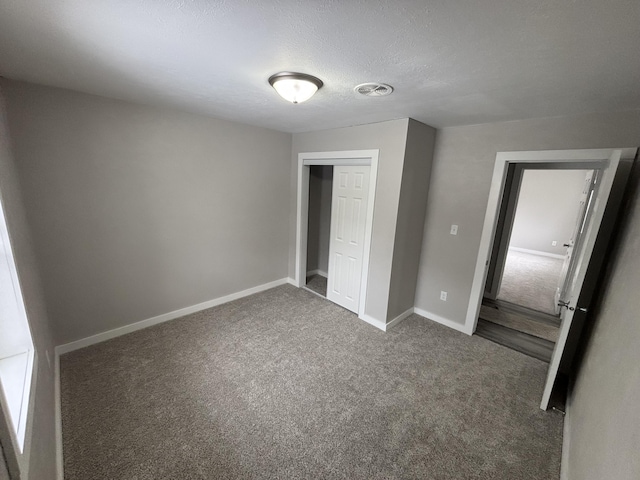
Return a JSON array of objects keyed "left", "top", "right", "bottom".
[
  {"left": 450, "top": 224, "right": 458, "bottom": 235},
  {"left": 552, "top": 240, "right": 557, "bottom": 246},
  {"left": 440, "top": 291, "right": 448, "bottom": 301}
]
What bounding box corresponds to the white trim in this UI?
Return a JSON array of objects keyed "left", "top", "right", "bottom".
[
  {"left": 385, "top": 308, "right": 414, "bottom": 331},
  {"left": 306, "top": 269, "right": 327, "bottom": 278},
  {"left": 295, "top": 149, "right": 379, "bottom": 323},
  {"left": 286, "top": 277, "right": 297, "bottom": 287},
  {"left": 295, "top": 160, "right": 309, "bottom": 287},
  {"left": 358, "top": 314, "right": 387, "bottom": 331},
  {"left": 300, "top": 150, "right": 377, "bottom": 162},
  {"left": 508, "top": 246, "right": 564, "bottom": 259},
  {"left": 55, "top": 278, "right": 290, "bottom": 355},
  {"left": 303, "top": 158, "right": 371, "bottom": 166},
  {"left": 465, "top": 148, "right": 637, "bottom": 336},
  {"left": 414, "top": 307, "right": 472, "bottom": 335},
  {"left": 54, "top": 352, "right": 63, "bottom": 480}
]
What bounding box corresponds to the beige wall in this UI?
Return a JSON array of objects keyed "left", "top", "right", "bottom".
[
  {"left": 510, "top": 169, "right": 588, "bottom": 255},
  {"left": 387, "top": 119, "right": 436, "bottom": 320},
  {"left": 290, "top": 119, "right": 410, "bottom": 323},
  {"left": 566, "top": 162, "right": 640, "bottom": 480},
  {"left": 2, "top": 79, "right": 293, "bottom": 345},
  {"left": 0, "top": 84, "right": 56, "bottom": 479},
  {"left": 415, "top": 110, "right": 640, "bottom": 326}
]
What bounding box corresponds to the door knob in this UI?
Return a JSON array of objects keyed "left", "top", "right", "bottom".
[{"left": 563, "top": 243, "right": 571, "bottom": 247}]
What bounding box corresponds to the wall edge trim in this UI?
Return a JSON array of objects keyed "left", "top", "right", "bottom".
[
  {"left": 385, "top": 308, "right": 414, "bottom": 331},
  {"left": 414, "top": 307, "right": 472, "bottom": 335},
  {"left": 358, "top": 314, "right": 387, "bottom": 331},
  {"left": 54, "top": 278, "right": 290, "bottom": 355},
  {"left": 509, "top": 246, "right": 565, "bottom": 259}
]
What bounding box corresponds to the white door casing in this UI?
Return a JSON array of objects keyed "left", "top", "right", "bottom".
[
  {"left": 295, "top": 150, "right": 379, "bottom": 323},
  {"left": 465, "top": 147, "right": 636, "bottom": 408},
  {"left": 327, "top": 166, "right": 370, "bottom": 313}
]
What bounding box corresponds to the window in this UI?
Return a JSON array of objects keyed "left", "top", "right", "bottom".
[{"left": 0, "top": 193, "right": 34, "bottom": 452}]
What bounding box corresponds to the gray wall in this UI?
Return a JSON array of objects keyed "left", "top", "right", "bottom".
[
  {"left": 566, "top": 163, "right": 640, "bottom": 480},
  {"left": 387, "top": 119, "right": 436, "bottom": 320},
  {"left": 0, "top": 84, "right": 56, "bottom": 479},
  {"left": 0, "top": 451, "right": 8, "bottom": 480},
  {"left": 306, "top": 166, "right": 332, "bottom": 275},
  {"left": 290, "top": 119, "right": 410, "bottom": 323},
  {"left": 415, "top": 110, "right": 640, "bottom": 326},
  {"left": 2, "top": 79, "right": 292, "bottom": 345},
  {"left": 510, "top": 169, "right": 588, "bottom": 255}
]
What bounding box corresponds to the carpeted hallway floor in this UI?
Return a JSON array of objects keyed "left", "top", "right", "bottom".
[
  {"left": 61, "top": 284, "right": 563, "bottom": 480},
  {"left": 498, "top": 250, "right": 564, "bottom": 315}
]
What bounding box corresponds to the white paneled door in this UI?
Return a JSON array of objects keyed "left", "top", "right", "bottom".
[{"left": 327, "top": 166, "right": 370, "bottom": 313}]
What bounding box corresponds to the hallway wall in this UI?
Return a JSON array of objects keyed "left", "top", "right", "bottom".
[{"left": 414, "top": 109, "right": 640, "bottom": 328}]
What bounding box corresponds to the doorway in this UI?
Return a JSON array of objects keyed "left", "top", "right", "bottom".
[
  {"left": 305, "top": 165, "right": 332, "bottom": 298},
  {"left": 295, "top": 150, "right": 378, "bottom": 318},
  {"left": 477, "top": 167, "right": 597, "bottom": 361},
  {"left": 498, "top": 169, "right": 594, "bottom": 315},
  {"left": 466, "top": 148, "right": 637, "bottom": 410}
]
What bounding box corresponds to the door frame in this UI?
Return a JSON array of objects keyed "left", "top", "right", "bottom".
[
  {"left": 484, "top": 162, "right": 602, "bottom": 302},
  {"left": 295, "top": 150, "right": 379, "bottom": 319},
  {"left": 465, "top": 148, "right": 637, "bottom": 333}
]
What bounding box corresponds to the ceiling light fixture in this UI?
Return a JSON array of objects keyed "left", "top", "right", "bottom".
[{"left": 268, "top": 72, "right": 323, "bottom": 104}]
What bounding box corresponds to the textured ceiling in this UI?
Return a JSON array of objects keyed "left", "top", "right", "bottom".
[{"left": 0, "top": 0, "right": 638, "bottom": 133}]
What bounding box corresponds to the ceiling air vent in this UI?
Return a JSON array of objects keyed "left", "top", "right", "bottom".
[{"left": 354, "top": 83, "right": 394, "bottom": 97}]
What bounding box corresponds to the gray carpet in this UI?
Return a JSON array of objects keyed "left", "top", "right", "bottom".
[
  {"left": 61, "top": 285, "right": 563, "bottom": 480},
  {"left": 498, "top": 250, "right": 563, "bottom": 315},
  {"left": 305, "top": 273, "right": 327, "bottom": 297}
]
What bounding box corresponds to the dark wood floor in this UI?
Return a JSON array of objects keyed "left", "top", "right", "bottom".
[{"left": 475, "top": 298, "right": 560, "bottom": 362}]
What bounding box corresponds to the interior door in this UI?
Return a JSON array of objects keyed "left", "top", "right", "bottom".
[
  {"left": 327, "top": 165, "right": 370, "bottom": 313},
  {"left": 554, "top": 170, "right": 596, "bottom": 314},
  {"left": 540, "top": 151, "right": 622, "bottom": 410}
]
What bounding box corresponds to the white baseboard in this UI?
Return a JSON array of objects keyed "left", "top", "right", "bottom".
[
  {"left": 413, "top": 307, "right": 472, "bottom": 335},
  {"left": 385, "top": 308, "right": 414, "bottom": 331},
  {"left": 287, "top": 277, "right": 297, "bottom": 287},
  {"left": 358, "top": 314, "right": 387, "bottom": 331},
  {"left": 55, "top": 278, "right": 290, "bottom": 355},
  {"left": 509, "top": 246, "right": 564, "bottom": 259},
  {"left": 306, "top": 269, "right": 327, "bottom": 278},
  {"left": 54, "top": 353, "right": 63, "bottom": 480},
  {"left": 358, "top": 307, "right": 414, "bottom": 332}
]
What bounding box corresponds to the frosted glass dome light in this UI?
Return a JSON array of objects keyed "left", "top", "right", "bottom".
[{"left": 268, "top": 72, "right": 323, "bottom": 104}]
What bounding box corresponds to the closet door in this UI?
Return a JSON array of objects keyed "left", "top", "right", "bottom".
[{"left": 327, "top": 166, "right": 370, "bottom": 313}]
